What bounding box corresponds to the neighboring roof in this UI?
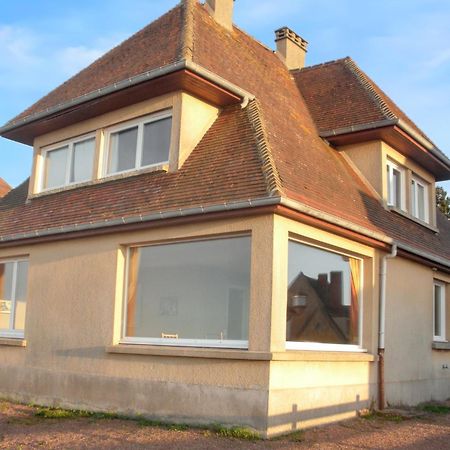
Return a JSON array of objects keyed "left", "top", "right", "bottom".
[
  {"left": 1, "top": 1, "right": 449, "bottom": 267},
  {"left": 294, "top": 57, "right": 432, "bottom": 142},
  {"left": 0, "top": 178, "right": 11, "bottom": 198}
]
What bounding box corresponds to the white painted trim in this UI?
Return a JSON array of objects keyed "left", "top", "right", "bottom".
[
  {"left": 103, "top": 110, "right": 172, "bottom": 177},
  {"left": 433, "top": 281, "right": 446, "bottom": 343},
  {"left": 286, "top": 342, "right": 366, "bottom": 352}
]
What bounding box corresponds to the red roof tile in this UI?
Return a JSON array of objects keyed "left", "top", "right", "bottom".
[{"left": 0, "top": 178, "right": 10, "bottom": 198}]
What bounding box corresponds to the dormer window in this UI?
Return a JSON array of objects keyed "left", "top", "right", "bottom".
[
  {"left": 41, "top": 134, "right": 95, "bottom": 191},
  {"left": 104, "top": 111, "right": 172, "bottom": 176},
  {"left": 386, "top": 160, "right": 405, "bottom": 210},
  {"left": 411, "top": 175, "right": 429, "bottom": 223}
]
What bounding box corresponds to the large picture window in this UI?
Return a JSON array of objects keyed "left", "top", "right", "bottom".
[
  {"left": 122, "top": 236, "right": 251, "bottom": 348},
  {"left": 0, "top": 259, "right": 29, "bottom": 338},
  {"left": 105, "top": 112, "right": 172, "bottom": 175},
  {"left": 287, "top": 240, "right": 362, "bottom": 350}
]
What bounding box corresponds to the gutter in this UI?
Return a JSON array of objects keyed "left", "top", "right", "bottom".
[
  {"left": 378, "top": 243, "right": 397, "bottom": 410},
  {"left": 320, "top": 119, "right": 450, "bottom": 170},
  {"left": 0, "top": 60, "right": 255, "bottom": 135}
]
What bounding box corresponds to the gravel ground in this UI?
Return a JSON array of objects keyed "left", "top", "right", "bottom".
[{"left": 0, "top": 401, "right": 449, "bottom": 449}]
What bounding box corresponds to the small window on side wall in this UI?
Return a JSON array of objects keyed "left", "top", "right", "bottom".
[
  {"left": 0, "top": 259, "right": 29, "bottom": 338},
  {"left": 433, "top": 281, "right": 446, "bottom": 342},
  {"left": 287, "top": 240, "right": 362, "bottom": 351},
  {"left": 42, "top": 135, "right": 95, "bottom": 191},
  {"left": 411, "top": 175, "right": 429, "bottom": 223},
  {"left": 105, "top": 112, "right": 172, "bottom": 176},
  {"left": 386, "top": 160, "right": 405, "bottom": 210},
  {"left": 122, "top": 235, "right": 251, "bottom": 348}
]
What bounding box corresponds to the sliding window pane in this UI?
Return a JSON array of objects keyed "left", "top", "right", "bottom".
[
  {"left": 13, "top": 261, "right": 28, "bottom": 331},
  {"left": 417, "top": 184, "right": 425, "bottom": 220},
  {"left": 0, "top": 263, "right": 14, "bottom": 330},
  {"left": 141, "top": 117, "right": 172, "bottom": 167},
  {"left": 125, "top": 236, "right": 251, "bottom": 344},
  {"left": 393, "top": 168, "right": 401, "bottom": 208},
  {"left": 70, "top": 138, "right": 95, "bottom": 183},
  {"left": 108, "top": 127, "right": 138, "bottom": 174},
  {"left": 44, "top": 146, "right": 68, "bottom": 189},
  {"left": 287, "top": 241, "right": 360, "bottom": 346}
]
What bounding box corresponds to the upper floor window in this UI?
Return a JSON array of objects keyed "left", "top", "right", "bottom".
[
  {"left": 411, "top": 175, "right": 429, "bottom": 223},
  {"left": 42, "top": 134, "right": 95, "bottom": 190},
  {"left": 433, "top": 281, "right": 446, "bottom": 342},
  {"left": 386, "top": 160, "right": 405, "bottom": 210},
  {"left": 0, "top": 258, "right": 29, "bottom": 339},
  {"left": 104, "top": 112, "right": 172, "bottom": 176},
  {"left": 287, "top": 240, "right": 362, "bottom": 351}
]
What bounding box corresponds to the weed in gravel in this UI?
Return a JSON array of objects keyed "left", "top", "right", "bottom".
[
  {"left": 422, "top": 404, "right": 450, "bottom": 414},
  {"left": 35, "top": 407, "right": 119, "bottom": 420},
  {"left": 209, "top": 424, "right": 261, "bottom": 441},
  {"left": 360, "top": 411, "right": 403, "bottom": 422}
]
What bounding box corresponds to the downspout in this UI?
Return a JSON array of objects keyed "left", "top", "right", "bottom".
[{"left": 378, "top": 243, "right": 397, "bottom": 410}]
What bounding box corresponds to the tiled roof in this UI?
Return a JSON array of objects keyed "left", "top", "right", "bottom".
[
  {"left": 294, "top": 57, "right": 433, "bottom": 143},
  {"left": 0, "top": 178, "right": 10, "bottom": 198},
  {"left": 1, "top": 1, "right": 449, "bottom": 266}
]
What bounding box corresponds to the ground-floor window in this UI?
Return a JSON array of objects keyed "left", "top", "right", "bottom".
[
  {"left": 433, "top": 281, "right": 446, "bottom": 342},
  {"left": 286, "top": 240, "right": 362, "bottom": 351},
  {"left": 122, "top": 235, "right": 251, "bottom": 348},
  {"left": 0, "top": 259, "right": 29, "bottom": 338}
]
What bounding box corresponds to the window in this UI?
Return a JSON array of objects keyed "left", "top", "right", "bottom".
[
  {"left": 411, "top": 175, "right": 429, "bottom": 223},
  {"left": 287, "top": 240, "right": 362, "bottom": 351},
  {"left": 105, "top": 112, "right": 172, "bottom": 175},
  {"left": 0, "top": 259, "right": 29, "bottom": 338},
  {"left": 386, "top": 160, "right": 405, "bottom": 209},
  {"left": 122, "top": 235, "right": 251, "bottom": 348},
  {"left": 42, "top": 135, "right": 95, "bottom": 190},
  {"left": 433, "top": 281, "right": 446, "bottom": 342}
]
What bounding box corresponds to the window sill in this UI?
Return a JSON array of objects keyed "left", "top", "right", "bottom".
[
  {"left": 106, "top": 345, "right": 376, "bottom": 362},
  {"left": 432, "top": 342, "right": 450, "bottom": 351},
  {"left": 389, "top": 207, "right": 438, "bottom": 233},
  {"left": 0, "top": 337, "right": 26, "bottom": 347}
]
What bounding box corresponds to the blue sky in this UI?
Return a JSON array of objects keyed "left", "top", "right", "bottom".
[{"left": 1, "top": 0, "right": 449, "bottom": 192}]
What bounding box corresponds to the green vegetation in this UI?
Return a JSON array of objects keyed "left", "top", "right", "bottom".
[
  {"left": 360, "top": 410, "right": 403, "bottom": 422},
  {"left": 35, "top": 407, "right": 118, "bottom": 420},
  {"left": 208, "top": 424, "right": 261, "bottom": 441},
  {"left": 436, "top": 186, "right": 450, "bottom": 218},
  {"left": 422, "top": 404, "right": 450, "bottom": 414}
]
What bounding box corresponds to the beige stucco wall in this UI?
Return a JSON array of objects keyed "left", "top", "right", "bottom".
[{"left": 384, "top": 257, "right": 450, "bottom": 405}]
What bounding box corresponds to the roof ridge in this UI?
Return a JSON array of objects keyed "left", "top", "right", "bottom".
[
  {"left": 343, "top": 58, "right": 397, "bottom": 121},
  {"left": 296, "top": 57, "right": 350, "bottom": 73},
  {"left": 180, "top": 0, "right": 195, "bottom": 60},
  {"left": 245, "top": 99, "right": 283, "bottom": 196}
]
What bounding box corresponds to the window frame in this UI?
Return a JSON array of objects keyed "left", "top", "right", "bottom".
[
  {"left": 39, "top": 133, "right": 96, "bottom": 192},
  {"left": 0, "top": 257, "right": 29, "bottom": 339},
  {"left": 411, "top": 174, "right": 429, "bottom": 223},
  {"left": 103, "top": 110, "right": 172, "bottom": 177},
  {"left": 120, "top": 234, "right": 251, "bottom": 350},
  {"left": 286, "top": 238, "right": 365, "bottom": 353},
  {"left": 386, "top": 160, "right": 405, "bottom": 210},
  {"left": 433, "top": 281, "right": 446, "bottom": 343}
]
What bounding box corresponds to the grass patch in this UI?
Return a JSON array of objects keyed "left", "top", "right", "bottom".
[
  {"left": 209, "top": 424, "right": 261, "bottom": 441},
  {"left": 360, "top": 411, "right": 403, "bottom": 423},
  {"left": 35, "top": 407, "right": 119, "bottom": 420},
  {"left": 422, "top": 404, "right": 450, "bottom": 414}
]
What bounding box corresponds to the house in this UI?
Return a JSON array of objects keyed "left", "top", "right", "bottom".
[
  {"left": 0, "top": 0, "right": 449, "bottom": 437},
  {"left": 0, "top": 178, "right": 10, "bottom": 198}
]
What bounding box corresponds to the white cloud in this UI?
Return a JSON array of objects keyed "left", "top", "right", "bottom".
[
  {"left": 0, "top": 25, "right": 41, "bottom": 67},
  {"left": 55, "top": 46, "right": 105, "bottom": 77}
]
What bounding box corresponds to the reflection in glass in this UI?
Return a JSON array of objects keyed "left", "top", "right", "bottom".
[{"left": 287, "top": 241, "right": 360, "bottom": 345}]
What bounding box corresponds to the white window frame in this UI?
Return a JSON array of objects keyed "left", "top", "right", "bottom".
[
  {"left": 286, "top": 238, "right": 365, "bottom": 353},
  {"left": 39, "top": 133, "right": 96, "bottom": 192},
  {"left": 386, "top": 160, "right": 405, "bottom": 210},
  {"left": 433, "top": 281, "right": 446, "bottom": 343},
  {"left": 120, "top": 234, "right": 250, "bottom": 350},
  {"left": 0, "top": 257, "right": 28, "bottom": 339},
  {"left": 102, "top": 110, "right": 172, "bottom": 177},
  {"left": 411, "top": 174, "right": 429, "bottom": 223}
]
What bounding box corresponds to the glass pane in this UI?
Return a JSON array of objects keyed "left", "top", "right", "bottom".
[
  {"left": 13, "top": 261, "right": 28, "bottom": 331},
  {"left": 108, "top": 127, "right": 138, "bottom": 174},
  {"left": 141, "top": 117, "right": 172, "bottom": 167},
  {"left": 44, "top": 146, "right": 68, "bottom": 189},
  {"left": 418, "top": 184, "right": 425, "bottom": 220},
  {"left": 287, "top": 241, "right": 360, "bottom": 345},
  {"left": 411, "top": 180, "right": 416, "bottom": 216},
  {"left": 70, "top": 138, "right": 95, "bottom": 183},
  {"left": 393, "top": 169, "right": 401, "bottom": 208},
  {"left": 434, "top": 285, "right": 442, "bottom": 337},
  {"left": 125, "top": 236, "right": 251, "bottom": 343},
  {"left": 0, "top": 262, "right": 14, "bottom": 330}
]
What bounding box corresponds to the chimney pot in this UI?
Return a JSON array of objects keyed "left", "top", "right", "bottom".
[
  {"left": 205, "top": 0, "right": 235, "bottom": 31},
  {"left": 275, "top": 26, "right": 308, "bottom": 70}
]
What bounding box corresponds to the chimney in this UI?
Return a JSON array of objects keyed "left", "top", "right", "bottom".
[
  {"left": 275, "top": 27, "right": 308, "bottom": 70},
  {"left": 205, "top": 0, "right": 235, "bottom": 31},
  {"left": 329, "top": 271, "right": 343, "bottom": 310}
]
